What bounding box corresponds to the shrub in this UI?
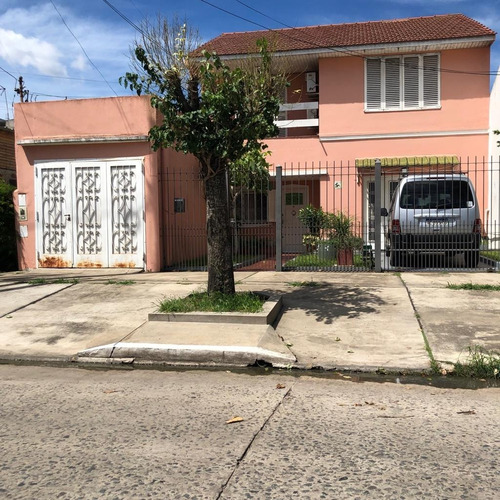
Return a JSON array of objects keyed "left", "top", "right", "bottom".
[{"left": 0, "top": 179, "right": 17, "bottom": 271}]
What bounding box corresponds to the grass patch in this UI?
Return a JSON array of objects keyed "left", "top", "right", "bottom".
[
  {"left": 157, "top": 291, "right": 265, "bottom": 313},
  {"left": 284, "top": 253, "right": 366, "bottom": 269},
  {"left": 453, "top": 345, "right": 500, "bottom": 378},
  {"left": 28, "top": 278, "right": 79, "bottom": 285},
  {"left": 288, "top": 281, "right": 320, "bottom": 287},
  {"left": 446, "top": 282, "right": 500, "bottom": 291},
  {"left": 481, "top": 250, "right": 500, "bottom": 261},
  {"left": 106, "top": 280, "right": 135, "bottom": 285},
  {"left": 28, "top": 278, "right": 49, "bottom": 285},
  {"left": 284, "top": 254, "right": 335, "bottom": 269}
]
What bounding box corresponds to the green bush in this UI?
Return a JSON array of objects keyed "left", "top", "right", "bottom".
[{"left": 0, "top": 179, "right": 18, "bottom": 271}]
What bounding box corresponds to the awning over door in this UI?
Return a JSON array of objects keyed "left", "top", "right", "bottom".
[{"left": 355, "top": 156, "right": 460, "bottom": 169}]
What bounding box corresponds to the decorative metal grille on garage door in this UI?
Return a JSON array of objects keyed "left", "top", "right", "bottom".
[{"left": 35, "top": 159, "right": 144, "bottom": 269}]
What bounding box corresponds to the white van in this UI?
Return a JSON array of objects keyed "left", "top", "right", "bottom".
[{"left": 384, "top": 174, "right": 481, "bottom": 267}]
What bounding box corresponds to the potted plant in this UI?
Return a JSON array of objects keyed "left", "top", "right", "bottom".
[
  {"left": 298, "top": 205, "right": 326, "bottom": 236},
  {"left": 298, "top": 205, "right": 326, "bottom": 253},
  {"left": 327, "top": 212, "right": 364, "bottom": 265}
]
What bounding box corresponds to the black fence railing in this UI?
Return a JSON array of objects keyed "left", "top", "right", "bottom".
[{"left": 163, "top": 157, "right": 500, "bottom": 272}]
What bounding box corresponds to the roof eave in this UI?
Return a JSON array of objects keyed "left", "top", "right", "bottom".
[{"left": 214, "top": 35, "right": 495, "bottom": 62}]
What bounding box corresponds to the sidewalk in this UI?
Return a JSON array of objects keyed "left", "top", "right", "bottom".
[{"left": 1, "top": 269, "right": 499, "bottom": 372}]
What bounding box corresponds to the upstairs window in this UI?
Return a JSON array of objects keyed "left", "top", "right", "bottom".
[{"left": 365, "top": 54, "right": 440, "bottom": 111}]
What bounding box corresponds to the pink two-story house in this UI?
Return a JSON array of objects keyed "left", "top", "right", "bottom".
[
  {"left": 198, "top": 13, "right": 495, "bottom": 255},
  {"left": 13, "top": 14, "right": 496, "bottom": 271}
]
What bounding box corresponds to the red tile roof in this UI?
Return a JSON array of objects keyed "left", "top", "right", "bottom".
[{"left": 196, "top": 14, "right": 495, "bottom": 56}]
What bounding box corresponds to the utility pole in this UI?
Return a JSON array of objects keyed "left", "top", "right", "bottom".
[{"left": 15, "top": 76, "right": 29, "bottom": 103}]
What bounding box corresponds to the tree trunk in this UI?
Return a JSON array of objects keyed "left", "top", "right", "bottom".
[{"left": 205, "top": 167, "right": 235, "bottom": 294}]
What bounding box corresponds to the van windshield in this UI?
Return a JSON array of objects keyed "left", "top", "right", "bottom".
[{"left": 400, "top": 180, "right": 474, "bottom": 210}]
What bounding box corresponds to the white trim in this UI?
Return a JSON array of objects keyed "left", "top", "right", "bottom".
[
  {"left": 279, "top": 102, "right": 318, "bottom": 111},
  {"left": 19, "top": 135, "right": 149, "bottom": 146},
  {"left": 34, "top": 156, "right": 145, "bottom": 165},
  {"left": 269, "top": 169, "right": 327, "bottom": 177},
  {"left": 320, "top": 129, "right": 489, "bottom": 142},
  {"left": 275, "top": 118, "right": 319, "bottom": 128}
]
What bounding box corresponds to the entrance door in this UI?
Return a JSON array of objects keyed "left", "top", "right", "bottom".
[
  {"left": 282, "top": 184, "right": 309, "bottom": 253},
  {"left": 36, "top": 159, "right": 144, "bottom": 268}
]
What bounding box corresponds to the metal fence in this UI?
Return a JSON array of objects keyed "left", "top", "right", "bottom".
[{"left": 163, "top": 157, "right": 500, "bottom": 273}]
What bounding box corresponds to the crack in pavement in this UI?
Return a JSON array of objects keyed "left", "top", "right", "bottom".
[
  {"left": 398, "top": 275, "right": 436, "bottom": 370},
  {"left": 216, "top": 384, "right": 295, "bottom": 499},
  {"left": 0, "top": 284, "right": 76, "bottom": 318}
]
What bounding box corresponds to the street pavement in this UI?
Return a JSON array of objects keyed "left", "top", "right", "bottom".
[
  {"left": 1, "top": 269, "right": 500, "bottom": 373},
  {"left": 0, "top": 365, "right": 499, "bottom": 499}
]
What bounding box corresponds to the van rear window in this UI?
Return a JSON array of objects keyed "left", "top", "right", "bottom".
[{"left": 400, "top": 180, "right": 474, "bottom": 210}]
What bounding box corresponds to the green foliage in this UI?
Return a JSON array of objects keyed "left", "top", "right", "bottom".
[
  {"left": 121, "top": 35, "right": 286, "bottom": 178},
  {"left": 324, "top": 211, "right": 364, "bottom": 250},
  {"left": 302, "top": 234, "right": 320, "bottom": 252},
  {"left": 157, "top": 291, "right": 265, "bottom": 313},
  {"left": 0, "top": 179, "right": 17, "bottom": 271},
  {"left": 28, "top": 278, "right": 79, "bottom": 285},
  {"left": 446, "top": 282, "right": 500, "bottom": 291},
  {"left": 288, "top": 281, "right": 321, "bottom": 287},
  {"left": 284, "top": 253, "right": 365, "bottom": 269},
  {"left": 481, "top": 250, "right": 500, "bottom": 262},
  {"left": 453, "top": 345, "right": 500, "bottom": 378},
  {"left": 297, "top": 205, "right": 326, "bottom": 236},
  {"left": 230, "top": 149, "right": 270, "bottom": 197}
]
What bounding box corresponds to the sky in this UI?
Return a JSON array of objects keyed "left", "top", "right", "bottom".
[{"left": 1, "top": 0, "right": 500, "bottom": 120}]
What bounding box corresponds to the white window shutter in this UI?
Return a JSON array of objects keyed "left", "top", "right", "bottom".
[
  {"left": 423, "top": 55, "right": 439, "bottom": 107},
  {"left": 403, "top": 56, "right": 420, "bottom": 108},
  {"left": 366, "top": 59, "right": 382, "bottom": 110},
  {"left": 384, "top": 58, "right": 401, "bottom": 109}
]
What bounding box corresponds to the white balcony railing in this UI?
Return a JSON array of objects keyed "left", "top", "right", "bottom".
[{"left": 275, "top": 101, "right": 319, "bottom": 129}]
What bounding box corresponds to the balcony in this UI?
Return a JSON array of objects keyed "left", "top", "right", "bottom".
[{"left": 275, "top": 101, "right": 318, "bottom": 136}]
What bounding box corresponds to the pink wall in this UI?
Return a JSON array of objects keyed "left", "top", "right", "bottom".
[
  {"left": 160, "top": 149, "right": 207, "bottom": 267},
  {"left": 15, "top": 95, "right": 156, "bottom": 139},
  {"left": 266, "top": 134, "right": 489, "bottom": 165},
  {"left": 318, "top": 47, "right": 490, "bottom": 137}
]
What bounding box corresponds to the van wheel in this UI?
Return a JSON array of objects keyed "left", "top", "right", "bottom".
[{"left": 464, "top": 250, "right": 479, "bottom": 268}]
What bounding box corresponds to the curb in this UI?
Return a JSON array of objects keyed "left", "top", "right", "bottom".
[{"left": 77, "top": 342, "right": 297, "bottom": 368}]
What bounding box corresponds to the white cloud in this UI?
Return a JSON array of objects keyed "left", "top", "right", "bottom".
[
  {"left": 0, "top": 2, "right": 134, "bottom": 78},
  {"left": 0, "top": 27, "right": 67, "bottom": 76},
  {"left": 70, "top": 54, "right": 89, "bottom": 72}
]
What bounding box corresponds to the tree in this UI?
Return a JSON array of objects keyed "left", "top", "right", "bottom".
[{"left": 121, "top": 18, "right": 286, "bottom": 294}]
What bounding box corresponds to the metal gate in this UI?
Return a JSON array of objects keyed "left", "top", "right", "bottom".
[{"left": 35, "top": 159, "right": 144, "bottom": 269}]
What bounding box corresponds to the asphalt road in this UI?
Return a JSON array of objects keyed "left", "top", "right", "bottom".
[{"left": 0, "top": 366, "right": 498, "bottom": 499}]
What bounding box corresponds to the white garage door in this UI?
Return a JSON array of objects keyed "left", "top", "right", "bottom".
[{"left": 35, "top": 158, "right": 144, "bottom": 269}]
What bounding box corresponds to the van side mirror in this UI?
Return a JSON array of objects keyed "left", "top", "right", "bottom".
[{"left": 381, "top": 208, "right": 388, "bottom": 217}]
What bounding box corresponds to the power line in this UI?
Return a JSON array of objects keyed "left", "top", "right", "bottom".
[
  {"left": 202, "top": 0, "right": 498, "bottom": 77},
  {"left": 23, "top": 73, "right": 122, "bottom": 84},
  {"left": 0, "top": 66, "right": 18, "bottom": 82},
  {"left": 101, "top": 0, "right": 145, "bottom": 36},
  {"left": 0, "top": 85, "right": 10, "bottom": 120},
  {"left": 49, "top": 0, "right": 118, "bottom": 96}
]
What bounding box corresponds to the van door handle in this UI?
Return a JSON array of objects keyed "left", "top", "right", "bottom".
[{"left": 64, "top": 214, "right": 71, "bottom": 221}]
